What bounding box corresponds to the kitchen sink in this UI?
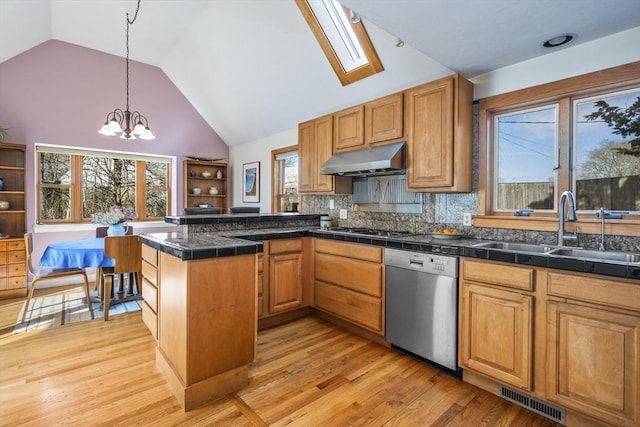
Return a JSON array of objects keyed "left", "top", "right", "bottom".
[
  {"left": 472, "top": 241, "right": 556, "bottom": 254},
  {"left": 548, "top": 248, "right": 640, "bottom": 263}
]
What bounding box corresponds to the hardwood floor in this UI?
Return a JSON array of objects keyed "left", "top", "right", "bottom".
[{"left": 0, "top": 286, "right": 560, "bottom": 426}]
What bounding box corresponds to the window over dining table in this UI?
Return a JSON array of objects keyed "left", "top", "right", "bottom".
[{"left": 36, "top": 144, "right": 173, "bottom": 224}]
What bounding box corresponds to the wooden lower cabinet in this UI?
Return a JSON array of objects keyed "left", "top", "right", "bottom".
[
  {"left": 313, "top": 239, "right": 384, "bottom": 335},
  {"left": 546, "top": 272, "right": 640, "bottom": 427},
  {"left": 0, "top": 238, "right": 27, "bottom": 299},
  {"left": 460, "top": 258, "right": 640, "bottom": 426},
  {"left": 259, "top": 238, "right": 311, "bottom": 319},
  {"left": 460, "top": 283, "right": 533, "bottom": 390},
  {"left": 140, "top": 244, "right": 159, "bottom": 339},
  {"left": 268, "top": 239, "right": 303, "bottom": 314},
  {"left": 257, "top": 252, "right": 265, "bottom": 318},
  {"left": 459, "top": 259, "right": 534, "bottom": 391}
]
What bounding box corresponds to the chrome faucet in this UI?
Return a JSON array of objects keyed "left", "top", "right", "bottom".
[
  {"left": 598, "top": 207, "right": 606, "bottom": 251},
  {"left": 558, "top": 190, "right": 578, "bottom": 246}
]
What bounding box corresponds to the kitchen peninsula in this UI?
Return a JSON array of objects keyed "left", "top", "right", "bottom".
[{"left": 137, "top": 213, "right": 320, "bottom": 410}]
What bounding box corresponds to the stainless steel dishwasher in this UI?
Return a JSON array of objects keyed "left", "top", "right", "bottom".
[{"left": 385, "top": 248, "right": 459, "bottom": 373}]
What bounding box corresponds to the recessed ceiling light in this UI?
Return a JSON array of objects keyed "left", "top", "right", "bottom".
[{"left": 543, "top": 33, "right": 576, "bottom": 48}]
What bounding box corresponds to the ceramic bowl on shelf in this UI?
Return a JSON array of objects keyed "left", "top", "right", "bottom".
[
  {"left": 192, "top": 188, "right": 202, "bottom": 195},
  {"left": 209, "top": 187, "right": 219, "bottom": 195},
  {"left": 201, "top": 171, "right": 212, "bottom": 178},
  {"left": 0, "top": 201, "right": 9, "bottom": 210}
]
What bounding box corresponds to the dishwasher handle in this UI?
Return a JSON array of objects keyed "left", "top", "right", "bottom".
[{"left": 409, "top": 259, "right": 424, "bottom": 268}]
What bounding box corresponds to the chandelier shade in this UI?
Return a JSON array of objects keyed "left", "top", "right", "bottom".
[{"left": 97, "top": 0, "right": 155, "bottom": 140}]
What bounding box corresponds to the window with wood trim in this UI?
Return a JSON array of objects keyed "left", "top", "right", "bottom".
[
  {"left": 295, "top": 0, "right": 383, "bottom": 86},
  {"left": 271, "top": 146, "right": 299, "bottom": 213},
  {"left": 477, "top": 62, "right": 640, "bottom": 236},
  {"left": 36, "top": 144, "right": 172, "bottom": 224}
]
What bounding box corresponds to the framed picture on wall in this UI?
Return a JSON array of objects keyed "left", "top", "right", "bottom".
[{"left": 242, "top": 161, "right": 260, "bottom": 203}]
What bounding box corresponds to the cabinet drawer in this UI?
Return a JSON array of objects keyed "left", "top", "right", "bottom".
[
  {"left": 315, "top": 239, "right": 382, "bottom": 263},
  {"left": 0, "top": 241, "right": 6, "bottom": 251},
  {"left": 315, "top": 252, "right": 383, "bottom": 297},
  {"left": 7, "top": 241, "right": 25, "bottom": 251},
  {"left": 461, "top": 258, "right": 534, "bottom": 291},
  {"left": 3, "top": 276, "right": 26, "bottom": 290},
  {"left": 8, "top": 263, "right": 25, "bottom": 276},
  {"left": 141, "top": 278, "right": 158, "bottom": 313},
  {"left": 547, "top": 271, "right": 640, "bottom": 312},
  {"left": 315, "top": 281, "right": 383, "bottom": 333},
  {"left": 141, "top": 244, "right": 158, "bottom": 266},
  {"left": 0, "top": 252, "right": 7, "bottom": 264},
  {"left": 141, "top": 260, "right": 158, "bottom": 287},
  {"left": 141, "top": 302, "right": 158, "bottom": 340},
  {"left": 7, "top": 250, "right": 26, "bottom": 263},
  {"left": 269, "top": 239, "right": 303, "bottom": 255}
]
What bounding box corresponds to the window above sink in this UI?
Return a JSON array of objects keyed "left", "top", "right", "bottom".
[{"left": 476, "top": 62, "right": 640, "bottom": 238}]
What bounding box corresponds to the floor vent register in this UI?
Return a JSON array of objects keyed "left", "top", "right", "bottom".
[{"left": 498, "top": 385, "right": 566, "bottom": 425}]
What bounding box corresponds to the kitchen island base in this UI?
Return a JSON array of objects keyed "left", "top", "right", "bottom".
[
  {"left": 156, "top": 350, "right": 248, "bottom": 411},
  {"left": 156, "top": 251, "right": 258, "bottom": 411}
]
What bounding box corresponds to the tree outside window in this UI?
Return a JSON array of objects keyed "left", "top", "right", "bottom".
[{"left": 37, "top": 146, "right": 171, "bottom": 223}]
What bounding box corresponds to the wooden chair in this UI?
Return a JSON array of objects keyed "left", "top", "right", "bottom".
[
  {"left": 101, "top": 235, "right": 141, "bottom": 321},
  {"left": 22, "top": 233, "right": 91, "bottom": 323},
  {"left": 95, "top": 226, "right": 133, "bottom": 294}
]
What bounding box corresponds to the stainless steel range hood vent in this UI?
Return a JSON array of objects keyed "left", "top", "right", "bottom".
[{"left": 320, "top": 142, "right": 406, "bottom": 177}]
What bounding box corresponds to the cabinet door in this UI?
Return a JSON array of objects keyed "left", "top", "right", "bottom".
[
  {"left": 314, "top": 115, "right": 334, "bottom": 193},
  {"left": 460, "top": 283, "right": 533, "bottom": 390},
  {"left": 405, "top": 78, "right": 454, "bottom": 189},
  {"left": 334, "top": 105, "right": 364, "bottom": 152},
  {"left": 365, "top": 92, "right": 403, "bottom": 144},
  {"left": 298, "top": 120, "right": 315, "bottom": 193},
  {"left": 546, "top": 301, "right": 639, "bottom": 426},
  {"left": 269, "top": 252, "right": 303, "bottom": 314}
]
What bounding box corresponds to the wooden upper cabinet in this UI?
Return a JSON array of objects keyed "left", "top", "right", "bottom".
[
  {"left": 334, "top": 93, "right": 404, "bottom": 153},
  {"left": 298, "top": 120, "right": 315, "bottom": 193},
  {"left": 365, "top": 92, "right": 403, "bottom": 145},
  {"left": 334, "top": 105, "right": 364, "bottom": 152},
  {"left": 405, "top": 74, "right": 473, "bottom": 192},
  {"left": 299, "top": 115, "right": 351, "bottom": 194}
]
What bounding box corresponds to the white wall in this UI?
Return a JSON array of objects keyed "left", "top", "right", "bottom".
[
  {"left": 471, "top": 27, "right": 640, "bottom": 99},
  {"left": 229, "top": 28, "right": 640, "bottom": 209},
  {"left": 229, "top": 128, "right": 298, "bottom": 213}
]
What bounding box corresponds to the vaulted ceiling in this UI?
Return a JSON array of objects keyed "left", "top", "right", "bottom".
[{"left": 1, "top": 0, "right": 638, "bottom": 146}]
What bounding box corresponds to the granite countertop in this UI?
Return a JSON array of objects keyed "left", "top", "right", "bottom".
[{"left": 138, "top": 227, "right": 639, "bottom": 280}]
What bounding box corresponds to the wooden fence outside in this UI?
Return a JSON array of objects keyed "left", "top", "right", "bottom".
[{"left": 498, "top": 175, "right": 639, "bottom": 211}]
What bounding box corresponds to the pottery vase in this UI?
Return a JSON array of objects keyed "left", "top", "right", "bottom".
[{"left": 107, "top": 223, "right": 127, "bottom": 236}]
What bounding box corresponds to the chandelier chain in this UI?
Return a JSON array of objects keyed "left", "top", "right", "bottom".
[{"left": 125, "top": 0, "right": 141, "bottom": 112}]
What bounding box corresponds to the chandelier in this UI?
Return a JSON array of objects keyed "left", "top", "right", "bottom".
[{"left": 98, "top": 0, "right": 155, "bottom": 140}]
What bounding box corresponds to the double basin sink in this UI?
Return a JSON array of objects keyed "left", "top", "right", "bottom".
[{"left": 472, "top": 241, "right": 640, "bottom": 264}]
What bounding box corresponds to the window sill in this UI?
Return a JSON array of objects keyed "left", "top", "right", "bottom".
[
  {"left": 473, "top": 215, "right": 640, "bottom": 237},
  {"left": 33, "top": 221, "right": 177, "bottom": 234}
]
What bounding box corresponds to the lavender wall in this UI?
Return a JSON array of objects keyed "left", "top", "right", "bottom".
[
  {"left": 0, "top": 40, "right": 229, "bottom": 266},
  {"left": 0, "top": 40, "right": 228, "bottom": 219}
]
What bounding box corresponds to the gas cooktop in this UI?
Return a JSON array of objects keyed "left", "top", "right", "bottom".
[{"left": 325, "top": 228, "right": 413, "bottom": 237}]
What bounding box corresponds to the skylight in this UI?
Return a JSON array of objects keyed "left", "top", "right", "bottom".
[{"left": 296, "top": 0, "right": 384, "bottom": 85}]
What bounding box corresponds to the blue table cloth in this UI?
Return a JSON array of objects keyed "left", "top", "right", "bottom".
[{"left": 39, "top": 237, "right": 115, "bottom": 268}]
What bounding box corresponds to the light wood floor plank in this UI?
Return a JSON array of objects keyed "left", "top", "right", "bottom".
[{"left": 0, "top": 285, "right": 561, "bottom": 426}]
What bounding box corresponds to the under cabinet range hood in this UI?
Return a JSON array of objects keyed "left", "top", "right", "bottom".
[{"left": 320, "top": 142, "right": 406, "bottom": 177}]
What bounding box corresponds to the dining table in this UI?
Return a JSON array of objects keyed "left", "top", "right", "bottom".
[
  {"left": 39, "top": 237, "right": 137, "bottom": 300},
  {"left": 39, "top": 237, "right": 115, "bottom": 269}
]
